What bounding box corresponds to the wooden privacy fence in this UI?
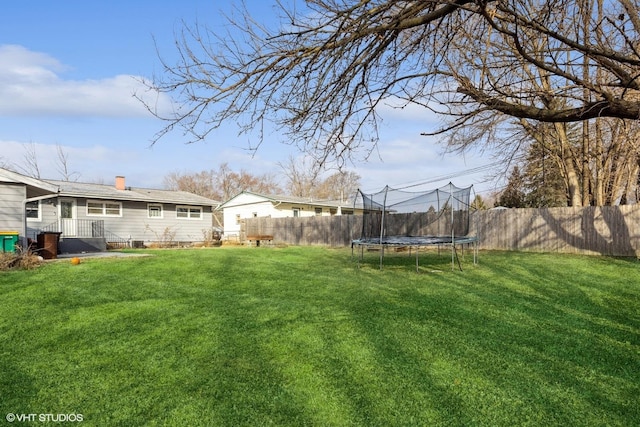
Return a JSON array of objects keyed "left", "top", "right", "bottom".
[
  {"left": 242, "top": 205, "right": 640, "bottom": 256},
  {"left": 242, "top": 215, "right": 362, "bottom": 247}
]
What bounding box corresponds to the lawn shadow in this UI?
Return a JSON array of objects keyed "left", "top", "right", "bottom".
[
  {"left": 438, "top": 263, "right": 640, "bottom": 423},
  {"left": 354, "top": 246, "right": 475, "bottom": 272},
  {"left": 0, "top": 358, "right": 36, "bottom": 415},
  {"left": 327, "top": 254, "right": 640, "bottom": 424}
]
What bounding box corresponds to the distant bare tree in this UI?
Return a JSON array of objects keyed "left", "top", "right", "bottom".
[
  {"left": 55, "top": 144, "right": 80, "bottom": 182},
  {"left": 164, "top": 170, "right": 216, "bottom": 199},
  {"left": 12, "top": 143, "right": 80, "bottom": 181},
  {"left": 214, "top": 162, "right": 283, "bottom": 200},
  {"left": 279, "top": 155, "right": 360, "bottom": 201},
  {"left": 0, "top": 156, "right": 11, "bottom": 170},
  {"left": 278, "top": 156, "right": 321, "bottom": 198},
  {"left": 314, "top": 170, "right": 361, "bottom": 202},
  {"left": 18, "top": 142, "right": 41, "bottom": 178},
  {"left": 164, "top": 163, "right": 283, "bottom": 201}
]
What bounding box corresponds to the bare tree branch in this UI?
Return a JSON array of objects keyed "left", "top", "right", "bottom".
[
  {"left": 56, "top": 144, "right": 80, "bottom": 182},
  {"left": 19, "top": 142, "right": 41, "bottom": 179},
  {"left": 141, "top": 0, "right": 640, "bottom": 169}
]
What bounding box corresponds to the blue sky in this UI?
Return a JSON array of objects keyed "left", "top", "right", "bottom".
[{"left": 0, "top": 0, "right": 500, "bottom": 197}]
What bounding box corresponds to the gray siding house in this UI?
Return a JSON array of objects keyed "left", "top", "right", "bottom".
[{"left": 1, "top": 168, "right": 219, "bottom": 252}]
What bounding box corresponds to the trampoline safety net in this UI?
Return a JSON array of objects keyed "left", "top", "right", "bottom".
[
  {"left": 356, "top": 182, "right": 473, "bottom": 241},
  {"left": 352, "top": 182, "right": 477, "bottom": 271}
]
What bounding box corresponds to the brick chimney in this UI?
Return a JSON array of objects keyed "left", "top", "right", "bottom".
[{"left": 115, "top": 176, "right": 126, "bottom": 190}]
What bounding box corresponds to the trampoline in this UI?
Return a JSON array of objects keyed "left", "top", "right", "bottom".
[{"left": 351, "top": 182, "right": 478, "bottom": 272}]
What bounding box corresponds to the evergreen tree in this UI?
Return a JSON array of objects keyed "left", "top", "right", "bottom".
[
  {"left": 497, "top": 166, "right": 526, "bottom": 208},
  {"left": 471, "top": 194, "right": 489, "bottom": 210},
  {"left": 522, "top": 138, "right": 567, "bottom": 207}
]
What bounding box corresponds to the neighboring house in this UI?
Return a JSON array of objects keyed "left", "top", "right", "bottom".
[
  {"left": 217, "top": 191, "right": 358, "bottom": 239},
  {"left": 0, "top": 168, "right": 219, "bottom": 252}
]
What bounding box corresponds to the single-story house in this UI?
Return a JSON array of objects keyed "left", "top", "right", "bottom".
[
  {"left": 217, "top": 190, "right": 360, "bottom": 239},
  {"left": 0, "top": 167, "right": 219, "bottom": 253}
]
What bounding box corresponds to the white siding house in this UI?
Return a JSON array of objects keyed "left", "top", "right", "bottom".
[
  {"left": 217, "top": 191, "right": 356, "bottom": 239},
  {"left": 37, "top": 178, "right": 219, "bottom": 246},
  {"left": 0, "top": 181, "right": 27, "bottom": 232}
]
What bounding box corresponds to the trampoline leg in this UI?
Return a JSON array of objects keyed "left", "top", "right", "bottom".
[
  {"left": 453, "top": 244, "right": 463, "bottom": 271},
  {"left": 415, "top": 246, "right": 419, "bottom": 273},
  {"left": 474, "top": 240, "right": 478, "bottom": 265}
]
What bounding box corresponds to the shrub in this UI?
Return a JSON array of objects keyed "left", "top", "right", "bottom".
[{"left": 0, "top": 250, "right": 42, "bottom": 271}]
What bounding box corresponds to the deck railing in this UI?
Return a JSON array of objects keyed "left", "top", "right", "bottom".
[
  {"left": 104, "top": 230, "right": 130, "bottom": 248},
  {"left": 39, "top": 219, "right": 105, "bottom": 238}
]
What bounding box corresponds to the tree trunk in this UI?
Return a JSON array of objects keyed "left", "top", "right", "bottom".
[{"left": 553, "top": 123, "right": 583, "bottom": 206}]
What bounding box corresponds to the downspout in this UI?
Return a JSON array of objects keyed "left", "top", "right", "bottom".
[{"left": 22, "top": 192, "right": 60, "bottom": 249}]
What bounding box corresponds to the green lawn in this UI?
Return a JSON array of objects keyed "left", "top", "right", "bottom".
[{"left": 1, "top": 247, "right": 638, "bottom": 426}]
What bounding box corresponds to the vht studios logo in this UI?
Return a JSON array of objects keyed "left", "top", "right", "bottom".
[{"left": 6, "top": 413, "right": 84, "bottom": 423}]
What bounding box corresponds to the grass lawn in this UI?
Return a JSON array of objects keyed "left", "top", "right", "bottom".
[{"left": 0, "top": 246, "right": 639, "bottom": 426}]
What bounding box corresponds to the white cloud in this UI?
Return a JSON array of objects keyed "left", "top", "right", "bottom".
[
  {"left": 376, "top": 95, "right": 442, "bottom": 124},
  {"left": 374, "top": 137, "right": 440, "bottom": 165},
  {"left": 0, "top": 44, "right": 172, "bottom": 118},
  {"left": 352, "top": 132, "right": 497, "bottom": 193},
  {"left": 0, "top": 140, "right": 141, "bottom": 182}
]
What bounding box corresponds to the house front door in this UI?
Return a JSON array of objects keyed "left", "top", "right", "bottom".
[{"left": 60, "top": 199, "right": 77, "bottom": 237}]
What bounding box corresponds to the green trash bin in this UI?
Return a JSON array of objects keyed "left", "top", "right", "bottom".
[{"left": 0, "top": 231, "right": 20, "bottom": 253}]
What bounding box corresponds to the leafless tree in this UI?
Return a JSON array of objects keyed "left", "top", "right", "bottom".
[
  {"left": 56, "top": 144, "right": 80, "bottom": 182},
  {"left": 12, "top": 143, "right": 80, "bottom": 181},
  {"left": 314, "top": 170, "right": 361, "bottom": 202},
  {"left": 0, "top": 156, "right": 11, "bottom": 170},
  {"left": 278, "top": 155, "right": 321, "bottom": 198},
  {"left": 592, "top": 119, "right": 640, "bottom": 204},
  {"left": 435, "top": 0, "right": 640, "bottom": 205},
  {"left": 18, "top": 142, "right": 41, "bottom": 178},
  {"left": 213, "top": 162, "right": 283, "bottom": 200},
  {"left": 143, "top": 0, "right": 640, "bottom": 205},
  {"left": 164, "top": 162, "right": 283, "bottom": 201},
  {"left": 164, "top": 169, "right": 216, "bottom": 199},
  {"left": 279, "top": 155, "right": 360, "bottom": 200},
  {"left": 143, "top": 1, "right": 640, "bottom": 151}
]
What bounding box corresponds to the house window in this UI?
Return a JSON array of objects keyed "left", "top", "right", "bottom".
[
  {"left": 252, "top": 212, "right": 258, "bottom": 218},
  {"left": 293, "top": 208, "right": 300, "bottom": 217},
  {"left": 148, "top": 204, "right": 163, "bottom": 218},
  {"left": 315, "top": 207, "right": 322, "bottom": 216},
  {"left": 177, "top": 206, "right": 202, "bottom": 219},
  {"left": 87, "top": 200, "right": 122, "bottom": 217},
  {"left": 330, "top": 208, "right": 337, "bottom": 216},
  {"left": 25, "top": 201, "right": 40, "bottom": 221},
  {"left": 342, "top": 210, "right": 353, "bottom": 215},
  {"left": 236, "top": 214, "right": 241, "bottom": 225}
]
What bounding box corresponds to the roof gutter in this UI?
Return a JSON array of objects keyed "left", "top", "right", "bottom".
[{"left": 22, "top": 192, "right": 60, "bottom": 249}]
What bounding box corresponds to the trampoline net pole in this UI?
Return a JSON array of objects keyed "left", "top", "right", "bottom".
[
  {"left": 379, "top": 186, "right": 389, "bottom": 270},
  {"left": 353, "top": 182, "right": 476, "bottom": 272},
  {"left": 450, "top": 183, "right": 455, "bottom": 271}
]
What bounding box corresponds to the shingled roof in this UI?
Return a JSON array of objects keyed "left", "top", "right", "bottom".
[
  {"left": 217, "top": 190, "right": 354, "bottom": 209},
  {"left": 44, "top": 179, "right": 219, "bottom": 206}
]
